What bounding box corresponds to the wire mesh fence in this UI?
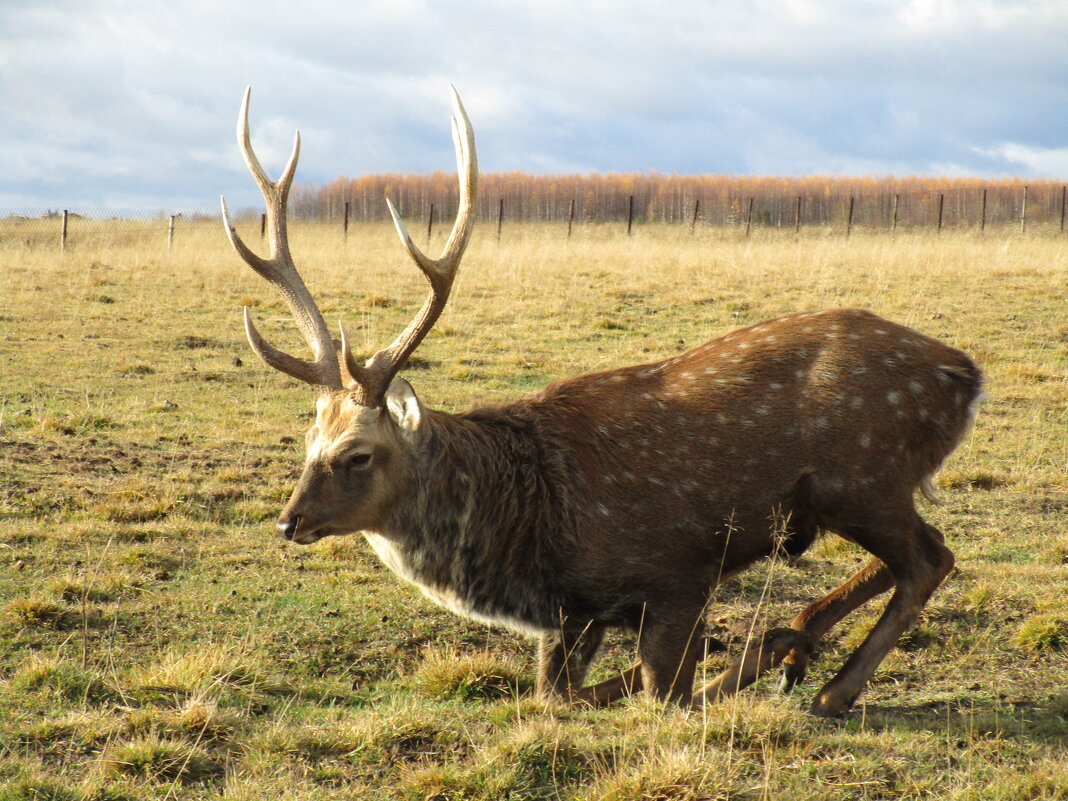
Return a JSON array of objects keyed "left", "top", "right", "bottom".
[{"left": 3, "top": 179, "right": 1066, "bottom": 253}]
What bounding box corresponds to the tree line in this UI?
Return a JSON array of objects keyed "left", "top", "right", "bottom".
[{"left": 289, "top": 173, "right": 1068, "bottom": 230}]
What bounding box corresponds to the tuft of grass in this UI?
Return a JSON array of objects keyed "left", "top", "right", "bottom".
[
  {"left": 164, "top": 699, "right": 243, "bottom": 741},
  {"left": 96, "top": 501, "right": 173, "bottom": 524},
  {"left": 3, "top": 597, "right": 73, "bottom": 630},
  {"left": 362, "top": 293, "right": 393, "bottom": 308},
  {"left": 117, "top": 363, "right": 155, "bottom": 377},
  {"left": 939, "top": 468, "right": 1011, "bottom": 490},
  {"left": 588, "top": 744, "right": 735, "bottom": 801},
  {"left": 102, "top": 736, "right": 219, "bottom": 784},
  {"left": 174, "top": 335, "right": 220, "bottom": 349},
  {"left": 1044, "top": 692, "right": 1068, "bottom": 721},
  {"left": 9, "top": 655, "right": 113, "bottom": 702},
  {"left": 115, "top": 546, "right": 179, "bottom": 572},
  {"left": 472, "top": 719, "right": 599, "bottom": 798},
  {"left": 414, "top": 648, "right": 530, "bottom": 701},
  {"left": 692, "top": 695, "right": 814, "bottom": 751},
  {"left": 1012, "top": 615, "right": 1068, "bottom": 653},
  {"left": 0, "top": 777, "right": 84, "bottom": 801},
  {"left": 127, "top": 648, "right": 287, "bottom": 707},
  {"left": 47, "top": 574, "right": 133, "bottom": 604},
  {"left": 248, "top": 707, "right": 462, "bottom": 773},
  {"left": 33, "top": 413, "right": 115, "bottom": 436}
]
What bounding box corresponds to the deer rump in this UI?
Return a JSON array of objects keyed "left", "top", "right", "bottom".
[{"left": 221, "top": 87, "right": 983, "bottom": 716}]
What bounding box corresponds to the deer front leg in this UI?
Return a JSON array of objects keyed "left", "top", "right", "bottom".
[
  {"left": 570, "top": 663, "right": 643, "bottom": 707},
  {"left": 695, "top": 627, "right": 815, "bottom": 704},
  {"left": 535, "top": 623, "right": 604, "bottom": 701},
  {"left": 637, "top": 605, "right": 707, "bottom": 705},
  {"left": 779, "top": 556, "right": 894, "bottom": 692}
]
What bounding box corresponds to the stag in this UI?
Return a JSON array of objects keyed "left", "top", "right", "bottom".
[{"left": 220, "top": 87, "right": 983, "bottom": 716}]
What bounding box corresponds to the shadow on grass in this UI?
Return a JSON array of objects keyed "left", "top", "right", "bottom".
[{"left": 840, "top": 696, "right": 1068, "bottom": 744}]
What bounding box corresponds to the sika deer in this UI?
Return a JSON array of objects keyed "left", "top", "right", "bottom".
[{"left": 221, "top": 87, "right": 983, "bottom": 716}]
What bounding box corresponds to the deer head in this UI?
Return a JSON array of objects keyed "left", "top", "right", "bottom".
[{"left": 221, "top": 86, "right": 477, "bottom": 543}]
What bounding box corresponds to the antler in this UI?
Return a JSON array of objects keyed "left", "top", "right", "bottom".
[
  {"left": 220, "top": 87, "right": 344, "bottom": 391},
  {"left": 221, "top": 86, "right": 478, "bottom": 404},
  {"left": 341, "top": 85, "right": 478, "bottom": 406}
]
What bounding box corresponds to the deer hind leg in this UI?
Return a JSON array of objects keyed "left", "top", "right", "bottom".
[
  {"left": 811, "top": 517, "right": 954, "bottom": 718},
  {"left": 535, "top": 623, "right": 604, "bottom": 702}
]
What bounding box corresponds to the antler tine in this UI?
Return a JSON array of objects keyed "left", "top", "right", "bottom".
[
  {"left": 342, "top": 86, "right": 479, "bottom": 405},
  {"left": 221, "top": 87, "right": 343, "bottom": 392}
]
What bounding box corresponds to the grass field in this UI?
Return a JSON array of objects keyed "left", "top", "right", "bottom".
[{"left": 0, "top": 221, "right": 1065, "bottom": 800}]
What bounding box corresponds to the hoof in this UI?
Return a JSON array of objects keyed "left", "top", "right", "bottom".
[
  {"left": 809, "top": 689, "right": 858, "bottom": 719},
  {"left": 764, "top": 628, "right": 815, "bottom": 694},
  {"left": 778, "top": 662, "right": 806, "bottom": 694},
  {"left": 809, "top": 702, "right": 846, "bottom": 719},
  {"left": 702, "top": 635, "right": 728, "bottom": 653}
]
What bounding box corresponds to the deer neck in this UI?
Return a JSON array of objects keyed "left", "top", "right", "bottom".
[{"left": 367, "top": 404, "right": 570, "bottom": 635}]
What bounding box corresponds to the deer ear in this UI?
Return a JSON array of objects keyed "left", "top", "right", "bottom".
[{"left": 384, "top": 377, "right": 425, "bottom": 437}]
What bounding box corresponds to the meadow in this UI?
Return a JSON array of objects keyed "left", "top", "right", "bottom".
[{"left": 0, "top": 220, "right": 1065, "bottom": 800}]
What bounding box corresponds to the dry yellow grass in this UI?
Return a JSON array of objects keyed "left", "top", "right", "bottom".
[{"left": 0, "top": 220, "right": 1065, "bottom": 799}]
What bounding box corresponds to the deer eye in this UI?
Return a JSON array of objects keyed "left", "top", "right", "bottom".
[{"left": 347, "top": 452, "right": 373, "bottom": 470}]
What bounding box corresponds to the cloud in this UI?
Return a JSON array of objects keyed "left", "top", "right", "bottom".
[
  {"left": 974, "top": 143, "right": 1068, "bottom": 177},
  {"left": 2, "top": 0, "right": 1067, "bottom": 210}
]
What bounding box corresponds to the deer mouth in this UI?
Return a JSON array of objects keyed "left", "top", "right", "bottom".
[
  {"left": 290, "top": 530, "right": 324, "bottom": 545},
  {"left": 278, "top": 515, "right": 328, "bottom": 545}
]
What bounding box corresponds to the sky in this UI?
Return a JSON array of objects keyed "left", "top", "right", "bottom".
[{"left": 3, "top": 0, "right": 1068, "bottom": 213}]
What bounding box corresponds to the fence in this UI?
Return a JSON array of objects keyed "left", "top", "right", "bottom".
[
  {"left": 3, "top": 180, "right": 1066, "bottom": 251},
  {"left": 292, "top": 173, "right": 1068, "bottom": 231}
]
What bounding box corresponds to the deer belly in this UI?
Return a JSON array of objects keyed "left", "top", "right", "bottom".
[{"left": 362, "top": 532, "right": 547, "bottom": 637}]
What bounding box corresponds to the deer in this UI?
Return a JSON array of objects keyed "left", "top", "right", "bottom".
[{"left": 220, "top": 86, "right": 983, "bottom": 717}]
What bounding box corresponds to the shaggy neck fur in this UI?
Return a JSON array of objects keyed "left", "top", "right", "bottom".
[{"left": 379, "top": 401, "right": 578, "bottom": 633}]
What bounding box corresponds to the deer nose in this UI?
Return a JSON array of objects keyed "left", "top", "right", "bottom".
[{"left": 277, "top": 515, "right": 300, "bottom": 541}]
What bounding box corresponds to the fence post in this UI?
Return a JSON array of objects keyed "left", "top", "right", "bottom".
[
  {"left": 937, "top": 193, "right": 944, "bottom": 234},
  {"left": 980, "top": 188, "right": 987, "bottom": 233},
  {"left": 1020, "top": 185, "right": 1028, "bottom": 235},
  {"left": 168, "top": 214, "right": 178, "bottom": 251},
  {"left": 690, "top": 198, "right": 700, "bottom": 234},
  {"left": 61, "top": 209, "right": 69, "bottom": 252},
  {"left": 427, "top": 202, "right": 434, "bottom": 246},
  {"left": 795, "top": 196, "right": 802, "bottom": 235},
  {"left": 343, "top": 201, "right": 350, "bottom": 241},
  {"left": 626, "top": 195, "right": 634, "bottom": 236},
  {"left": 744, "top": 197, "right": 753, "bottom": 237},
  {"left": 260, "top": 212, "right": 266, "bottom": 239},
  {"left": 497, "top": 198, "right": 504, "bottom": 242},
  {"left": 1061, "top": 186, "right": 1066, "bottom": 233},
  {"left": 891, "top": 193, "right": 899, "bottom": 235},
  {"left": 846, "top": 196, "right": 855, "bottom": 239},
  {"left": 567, "top": 197, "right": 575, "bottom": 239}
]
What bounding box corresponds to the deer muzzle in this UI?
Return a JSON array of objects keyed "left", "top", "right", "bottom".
[{"left": 277, "top": 515, "right": 300, "bottom": 542}]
